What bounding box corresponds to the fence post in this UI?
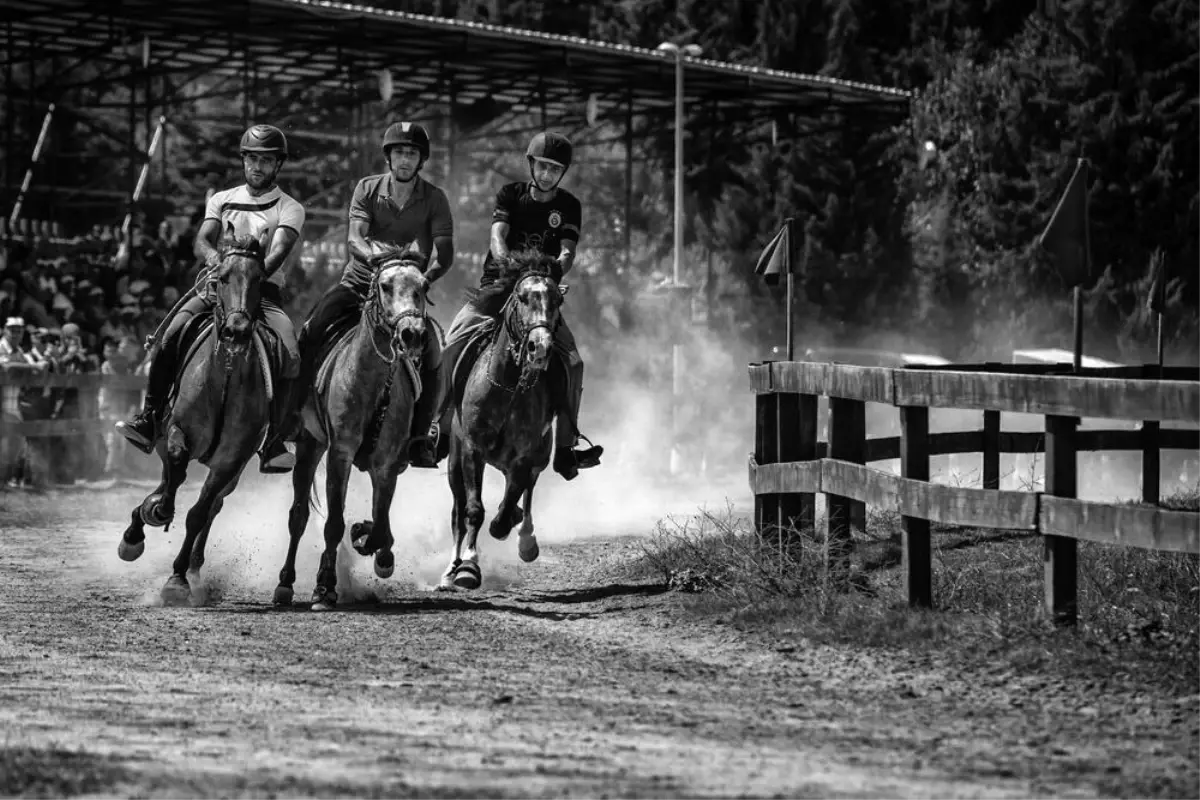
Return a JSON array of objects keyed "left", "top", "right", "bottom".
[
  {"left": 901, "top": 405, "right": 932, "bottom": 608},
  {"left": 1141, "top": 364, "right": 1161, "bottom": 506},
  {"left": 983, "top": 409, "right": 1000, "bottom": 490},
  {"left": 1044, "top": 414, "right": 1079, "bottom": 626},
  {"left": 826, "top": 397, "right": 864, "bottom": 584},
  {"left": 754, "top": 390, "right": 780, "bottom": 536},
  {"left": 776, "top": 392, "right": 817, "bottom": 538}
]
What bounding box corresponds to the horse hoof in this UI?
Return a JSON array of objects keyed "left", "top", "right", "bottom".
[
  {"left": 311, "top": 588, "right": 337, "bottom": 611},
  {"left": 350, "top": 521, "right": 374, "bottom": 556},
  {"left": 453, "top": 561, "right": 482, "bottom": 590},
  {"left": 273, "top": 585, "right": 294, "bottom": 607},
  {"left": 374, "top": 550, "right": 395, "bottom": 580},
  {"left": 140, "top": 494, "right": 172, "bottom": 528},
  {"left": 161, "top": 575, "right": 190, "bottom": 606},
  {"left": 118, "top": 538, "right": 145, "bottom": 562},
  {"left": 518, "top": 539, "right": 539, "bottom": 563},
  {"left": 489, "top": 507, "right": 524, "bottom": 541}
]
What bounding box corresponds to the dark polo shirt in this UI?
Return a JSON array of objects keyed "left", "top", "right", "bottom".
[{"left": 340, "top": 173, "right": 454, "bottom": 293}]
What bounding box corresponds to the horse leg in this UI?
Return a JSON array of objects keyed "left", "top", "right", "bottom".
[
  {"left": 162, "top": 460, "right": 236, "bottom": 606},
  {"left": 123, "top": 434, "right": 189, "bottom": 563},
  {"left": 186, "top": 464, "right": 245, "bottom": 585},
  {"left": 452, "top": 444, "right": 487, "bottom": 590},
  {"left": 368, "top": 469, "right": 398, "bottom": 580},
  {"left": 488, "top": 472, "right": 526, "bottom": 542},
  {"left": 517, "top": 475, "right": 540, "bottom": 563},
  {"left": 276, "top": 431, "right": 325, "bottom": 606},
  {"left": 312, "top": 450, "right": 352, "bottom": 611},
  {"left": 439, "top": 434, "right": 468, "bottom": 591}
]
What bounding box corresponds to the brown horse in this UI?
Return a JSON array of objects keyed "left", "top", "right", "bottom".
[
  {"left": 117, "top": 226, "right": 274, "bottom": 605},
  {"left": 441, "top": 250, "right": 564, "bottom": 590},
  {"left": 275, "top": 245, "right": 430, "bottom": 611}
]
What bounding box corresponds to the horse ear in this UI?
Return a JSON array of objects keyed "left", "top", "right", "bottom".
[
  {"left": 257, "top": 228, "right": 271, "bottom": 256},
  {"left": 223, "top": 220, "right": 236, "bottom": 242},
  {"left": 559, "top": 285, "right": 570, "bottom": 298}
]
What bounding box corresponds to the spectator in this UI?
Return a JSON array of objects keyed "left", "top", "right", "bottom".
[{"left": 100, "top": 334, "right": 145, "bottom": 478}]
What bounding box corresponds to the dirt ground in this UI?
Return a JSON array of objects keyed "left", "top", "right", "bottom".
[{"left": 0, "top": 478, "right": 1197, "bottom": 798}]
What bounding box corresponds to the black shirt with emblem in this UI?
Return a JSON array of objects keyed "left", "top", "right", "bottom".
[{"left": 481, "top": 181, "right": 581, "bottom": 286}]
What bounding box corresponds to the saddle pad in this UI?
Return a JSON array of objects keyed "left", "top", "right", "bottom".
[{"left": 170, "top": 317, "right": 274, "bottom": 407}]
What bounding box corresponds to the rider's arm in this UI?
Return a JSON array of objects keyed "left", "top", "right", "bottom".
[
  {"left": 263, "top": 197, "right": 306, "bottom": 277},
  {"left": 193, "top": 218, "right": 222, "bottom": 271},
  {"left": 558, "top": 195, "right": 582, "bottom": 276},
  {"left": 346, "top": 178, "right": 377, "bottom": 265},
  {"left": 489, "top": 222, "right": 510, "bottom": 260},
  {"left": 424, "top": 188, "right": 455, "bottom": 284},
  {"left": 488, "top": 183, "right": 518, "bottom": 260},
  {"left": 263, "top": 226, "right": 301, "bottom": 278}
]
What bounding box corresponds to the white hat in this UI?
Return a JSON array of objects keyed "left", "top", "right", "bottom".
[{"left": 4, "top": 316, "right": 25, "bottom": 328}]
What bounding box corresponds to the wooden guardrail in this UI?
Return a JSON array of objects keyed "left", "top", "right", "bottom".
[{"left": 749, "top": 360, "right": 1200, "bottom": 625}]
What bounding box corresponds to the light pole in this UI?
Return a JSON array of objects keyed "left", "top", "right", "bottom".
[
  {"left": 657, "top": 40, "right": 701, "bottom": 476},
  {"left": 656, "top": 41, "right": 702, "bottom": 287}
]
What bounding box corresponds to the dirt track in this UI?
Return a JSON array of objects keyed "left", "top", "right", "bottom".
[{"left": 1, "top": 479, "right": 1197, "bottom": 798}]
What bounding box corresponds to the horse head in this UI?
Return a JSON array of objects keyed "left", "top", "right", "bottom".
[
  {"left": 497, "top": 250, "right": 563, "bottom": 378},
  {"left": 365, "top": 243, "right": 429, "bottom": 358},
  {"left": 211, "top": 222, "right": 269, "bottom": 352}
]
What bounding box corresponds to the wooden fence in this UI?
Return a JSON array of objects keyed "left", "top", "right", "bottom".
[
  {"left": 749, "top": 360, "right": 1200, "bottom": 626},
  {"left": 0, "top": 370, "right": 147, "bottom": 437}
]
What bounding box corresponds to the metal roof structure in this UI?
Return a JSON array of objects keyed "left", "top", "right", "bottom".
[
  {"left": 1, "top": 0, "right": 911, "bottom": 236},
  {"left": 2, "top": 0, "right": 909, "bottom": 136}
]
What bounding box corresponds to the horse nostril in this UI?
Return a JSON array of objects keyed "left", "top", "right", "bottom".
[{"left": 400, "top": 328, "right": 417, "bottom": 348}]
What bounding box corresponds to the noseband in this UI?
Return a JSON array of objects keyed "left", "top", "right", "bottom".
[{"left": 364, "top": 258, "right": 428, "bottom": 365}]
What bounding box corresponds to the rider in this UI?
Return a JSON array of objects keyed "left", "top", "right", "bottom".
[
  {"left": 441, "top": 131, "right": 603, "bottom": 481},
  {"left": 285, "top": 121, "right": 453, "bottom": 469},
  {"left": 115, "top": 124, "right": 304, "bottom": 474}
]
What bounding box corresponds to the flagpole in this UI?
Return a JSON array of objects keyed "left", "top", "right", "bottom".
[
  {"left": 1072, "top": 157, "right": 1091, "bottom": 374},
  {"left": 1156, "top": 313, "right": 1165, "bottom": 368}
]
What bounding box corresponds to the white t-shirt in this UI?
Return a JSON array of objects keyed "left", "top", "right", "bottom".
[{"left": 204, "top": 184, "right": 306, "bottom": 285}]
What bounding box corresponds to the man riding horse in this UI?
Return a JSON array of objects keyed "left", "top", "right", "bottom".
[
  {"left": 116, "top": 123, "right": 303, "bottom": 473},
  {"left": 441, "top": 131, "right": 602, "bottom": 480},
  {"left": 284, "top": 121, "right": 452, "bottom": 468}
]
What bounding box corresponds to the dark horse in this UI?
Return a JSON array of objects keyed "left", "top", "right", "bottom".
[
  {"left": 441, "top": 250, "right": 564, "bottom": 590},
  {"left": 275, "top": 245, "right": 430, "bottom": 611},
  {"left": 118, "top": 225, "right": 274, "bottom": 605}
]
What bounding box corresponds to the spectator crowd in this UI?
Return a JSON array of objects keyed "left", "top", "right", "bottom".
[{"left": 0, "top": 217, "right": 199, "bottom": 487}]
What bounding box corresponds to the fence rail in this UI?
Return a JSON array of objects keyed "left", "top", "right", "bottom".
[
  {"left": 0, "top": 371, "right": 147, "bottom": 438},
  {"left": 749, "top": 360, "right": 1200, "bottom": 624}
]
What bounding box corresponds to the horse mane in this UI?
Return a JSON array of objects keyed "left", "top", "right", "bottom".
[
  {"left": 467, "top": 249, "right": 559, "bottom": 316},
  {"left": 368, "top": 243, "right": 426, "bottom": 272}
]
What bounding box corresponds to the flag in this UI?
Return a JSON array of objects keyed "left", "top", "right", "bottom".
[
  {"left": 1147, "top": 249, "right": 1167, "bottom": 314},
  {"left": 754, "top": 218, "right": 796, "bottom": 287},
  {"left": 1038, "top": 158, "right": 1091, "bottom": 287}
]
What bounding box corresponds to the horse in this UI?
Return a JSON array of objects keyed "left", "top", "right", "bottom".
[
  {"left": 275, "top": 245, "right": 430, "bottom": 611},
  {"left": 441, "top": 250, "right": 565, "bottom": 590},
  {"left": 117, "top": 225, "right": 275, "bottom": 605}
]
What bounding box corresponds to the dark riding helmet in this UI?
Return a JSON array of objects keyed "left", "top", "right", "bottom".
[
  {"left": 526, "top": 131, "right": 573, "bottom": 170},
  {"left": 382, "top": 121, "right": 431, "bottom": 161},
  {"left": 239, "top": 124, "right": 288, "bottom": 159}
]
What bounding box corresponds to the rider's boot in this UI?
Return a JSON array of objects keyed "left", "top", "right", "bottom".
[
  {"left": 115, "top": 336, "right": 179, "bottom": 454},
  {"left": 550, "top": 358, "right": 603, "bottom": 481},
  {"left": 408, "top": 334, "right": 444, "bottom": 469},
  {"left": 259, "top": 377, "right": 297, "bottom": 474}
]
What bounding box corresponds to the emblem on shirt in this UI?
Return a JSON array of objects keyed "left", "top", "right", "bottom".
[{"left": 547, "top": 210, "right": 563, "bottom": 229}]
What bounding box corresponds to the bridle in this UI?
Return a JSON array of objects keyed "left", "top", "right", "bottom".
[
  {"left": 363, "top": 256, "right": 429, "bottom": 365},
  {"left": 203, "top": 244, "right": 263, "bottom": 359},
  {"left": 489, "top": 270, "right": 560, "bottom": 394}
]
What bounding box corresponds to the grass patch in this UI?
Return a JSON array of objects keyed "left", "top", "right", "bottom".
[{"left": 635, "top": 493, "right": 1199, "bottom": 687}]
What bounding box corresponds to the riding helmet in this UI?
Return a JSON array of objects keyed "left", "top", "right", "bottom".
[
  {"left": 240, "top": 124, "right": 289, "bottom": 159},
  {"left": 526, "top": 131, "right": 573, "bottom": 170},
  {"left": 382, "top": 122, "right": 431, "bottom": 161}
]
